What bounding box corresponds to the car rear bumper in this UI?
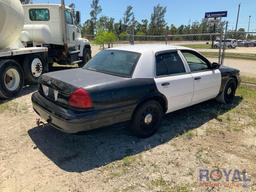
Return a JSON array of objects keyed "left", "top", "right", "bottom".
[{"left": 32, "top": 92, "right": 134, "bottom": 133}]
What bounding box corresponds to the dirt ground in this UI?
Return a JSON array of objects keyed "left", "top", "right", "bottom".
[
  {"left": 0, "top": 44, "right": 256, "bottom": 192},
  {"left": 0, "top": 84, "right": 256, "bottom": 191}
]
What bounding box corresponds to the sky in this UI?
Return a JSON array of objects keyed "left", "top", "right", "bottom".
[{"left": 33, "top": 0, "right": 256, "bottom": 31}]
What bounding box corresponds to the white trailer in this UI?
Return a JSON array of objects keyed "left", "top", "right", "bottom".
[
  {"left": 0, "top": 0, "right": 91, "bottom": 99},
  {"left": 0, "top": 0, "right": 48, "bottom": 99}
]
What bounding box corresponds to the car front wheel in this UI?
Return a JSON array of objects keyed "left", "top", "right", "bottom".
[
  {"left": 130, "top": 100, "right": 163, "bottom": 138},
  {"left": 216, "top": 78, "right": 237, "bottom": 104}
]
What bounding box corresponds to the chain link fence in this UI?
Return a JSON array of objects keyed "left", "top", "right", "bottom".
[{"left": 85, "top": 30, "right": 256, "bottom": 65}]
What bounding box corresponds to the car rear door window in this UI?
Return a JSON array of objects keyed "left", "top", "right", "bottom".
[
  {"left": 156, "top": 52, "right": 186, "bottom": 76},
  {"left": 181, "top": 51, "right": 209, "bottom": 72}
]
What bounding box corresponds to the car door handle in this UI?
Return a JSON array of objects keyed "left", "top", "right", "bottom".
[
  {"left": 161, "top": 82, "right": 170, "bottom": 87},
  {"left": 194, "top": 77, "right": 202, "bottom": 80}
]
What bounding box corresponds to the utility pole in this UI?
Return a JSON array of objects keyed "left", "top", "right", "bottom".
[
  {"left": 247, "top": 15, "right": 251, "bottom": 39},
  {"left": 235, "top": 3, "right": 241, "bottom": 33},
  {"left": 248, "top": 15, "right": 252, "bottom": 32}
]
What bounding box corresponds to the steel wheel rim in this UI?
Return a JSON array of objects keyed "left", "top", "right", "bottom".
[
  {"left": 144, "top": 113, "right": 153, "bottom": 125},
  {"left": 4, "top": 68, "right": 20, "bottom": 91},
  {"left": 31, "top": 58, "right": 43, "bottom": 78}
]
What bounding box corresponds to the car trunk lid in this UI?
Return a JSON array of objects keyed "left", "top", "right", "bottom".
[{"left": 38, "top": 68, "right": 126, "bottom": 108}]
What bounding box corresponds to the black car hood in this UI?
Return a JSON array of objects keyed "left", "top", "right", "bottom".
[{"left": 43, "top": 68, "right": 126, "bottom": 89}]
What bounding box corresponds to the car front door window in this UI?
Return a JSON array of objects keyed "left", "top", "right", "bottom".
[{"left": 182, "top": 52, "right": 209, "bottom": 72}]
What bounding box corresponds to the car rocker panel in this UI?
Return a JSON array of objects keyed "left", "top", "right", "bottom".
[{"left": 32, "top": 45, "right": 240, "bottom": 137}]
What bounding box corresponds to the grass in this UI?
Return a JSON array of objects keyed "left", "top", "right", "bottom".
[
  {"left": 201, "top": 52, "right": 256, "bottom": 61},
  {"left": 0, "top": 101, "right": 29, "bottom": 114},
  {"left": 150, "top": 177, "right": 191, "bottom": 192},
  {"left": 241, "top": 76, "right": 256, "bottom": 84},
  {"left": 183, "top": 130, "right": 194, "bottom": 140},
  {"left": 177, "top": 44, "right": 256, "bottom": 60},
  {"left": 181, "top": 44, "right": 211, "bottom": 49}
]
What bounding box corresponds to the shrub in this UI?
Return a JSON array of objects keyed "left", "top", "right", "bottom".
[{"left": 94, "top": 32, "right": 117, "bottom": 48}]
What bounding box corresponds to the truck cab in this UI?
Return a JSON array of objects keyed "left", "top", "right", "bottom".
[{"left": 21, "top": 3, "right": 91, "bottom": 66}]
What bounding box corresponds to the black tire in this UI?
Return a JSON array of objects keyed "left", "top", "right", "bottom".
[
  {"left": 130, "top": 100, "right": 163, "bottom": 138},
  {"left": 23, "top": 54, "right": 47, "bottom": 84},
  {"left": 216, "top": 78, "right": 237, "bottom": 104},
  {"left": 79, "top": 47, "right": 91, "bottom": 68},
  {"left": 0, "top": 60, "right": 24, "bottom": 99}
]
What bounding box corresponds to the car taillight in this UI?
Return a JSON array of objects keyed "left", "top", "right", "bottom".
[{"left": 68, "top": 88, "right": 93, "bottom": 109}]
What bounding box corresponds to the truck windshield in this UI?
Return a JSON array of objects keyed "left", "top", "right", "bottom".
[{"left": 84, "top": 50, "right": 141, "bottom": 77}]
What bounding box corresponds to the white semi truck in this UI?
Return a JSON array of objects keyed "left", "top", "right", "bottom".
[{"left": 0, "top": 0, "right": 91, "bottom": 99}]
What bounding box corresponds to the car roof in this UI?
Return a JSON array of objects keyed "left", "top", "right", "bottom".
[{"left": 108, "top": 44, "right": 193, "bottom": 54}]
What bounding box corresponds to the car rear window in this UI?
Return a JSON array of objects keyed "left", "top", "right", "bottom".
[{"left": 84, "top": 50, "right": 141, "bottom": 77}]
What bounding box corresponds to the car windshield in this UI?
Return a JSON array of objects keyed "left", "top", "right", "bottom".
[{"left": 84, "top": 50, "right": 141, "bottom": 77}]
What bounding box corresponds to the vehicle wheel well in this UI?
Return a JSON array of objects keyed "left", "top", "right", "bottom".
[
  {"left": 230, "top": 76, "right": 238, "bottom": 88},
  {"left": 133, "top": 96, "right": 167, "bottom": 118},
  {"left": 83, "top": 45, "right": 91, "bottom": 53}
]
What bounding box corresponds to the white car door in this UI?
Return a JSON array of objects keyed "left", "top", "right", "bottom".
[
  {"left": 154, "top": 51, "right": 194, "bottom": 113},
  {"left": 181, "top": 50, "right": 221, "bottom": 105}
]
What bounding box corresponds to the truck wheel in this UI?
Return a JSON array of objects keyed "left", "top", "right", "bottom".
[
  {"left": 130, "top": 100, "right": 163, "bottom": 138},
  {"left": 216, "top": 78, "right": 237, "bottom": 104},
  {"left": 0, "top": 60, "right": 24, "bottom": 99},
  {"left": 79, "top": 48, "right": 91, "bottom": 68},
  {"left": 23, "top": 54, "right": 46, "bottom": 84}
]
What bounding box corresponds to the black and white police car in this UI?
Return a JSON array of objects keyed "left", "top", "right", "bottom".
[{"left": 32, "top": 45, "right": 240, "bottom": 138}]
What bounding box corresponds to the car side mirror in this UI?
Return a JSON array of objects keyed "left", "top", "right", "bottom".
[
  {"left": 75, "top": 11, "right": 81, "bottom": 24},
  {"left": 211, "top": 62, "right": 220, "bottom": 69}
]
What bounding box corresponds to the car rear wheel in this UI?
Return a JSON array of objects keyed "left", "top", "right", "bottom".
[
  {"left": 216, "top": 78, "right": 237, "bottom": 104},
  {"left": 130, "top": 100, "right": 163, "bottom": 138}
]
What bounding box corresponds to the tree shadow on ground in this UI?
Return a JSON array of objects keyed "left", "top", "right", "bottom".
[{"left": 28, "top": 96, "right": 242, "bottom": 173}]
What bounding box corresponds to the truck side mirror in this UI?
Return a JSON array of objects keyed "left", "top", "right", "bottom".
[{"left": 75, "top": 11, "right": 81, "bottom": 24}]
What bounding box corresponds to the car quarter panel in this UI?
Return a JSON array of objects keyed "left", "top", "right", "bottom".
[
  {"left": 218, "top": 66, "right": 241, "bottom": 93},
  {"left": 86, "top": 78, "right": 167, "bottom": 111}
]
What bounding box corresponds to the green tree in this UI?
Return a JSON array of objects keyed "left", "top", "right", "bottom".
[
  {"left": 119, "top": 32, "right": 129, "bottom": 41},
  {"left": 136, "top": 19, "right": 148, "bottom": 34},
  {"left": 149, "top": 4, "right": 167, "bottom": 35},
  {"left": 82, "top": 19, "right": 94, "bottom": 37},
  {"left": 90, "top": 0, "right": 102, "bottom": 35},
  {"left": 97, "top": 16, "right": 115, "bottom": 32},
  {"left": 123, "top": 5, "right": 134, "bottom": 32},
  {"left": 94, "top": 32, "right": 117, "bottom": 48}
]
